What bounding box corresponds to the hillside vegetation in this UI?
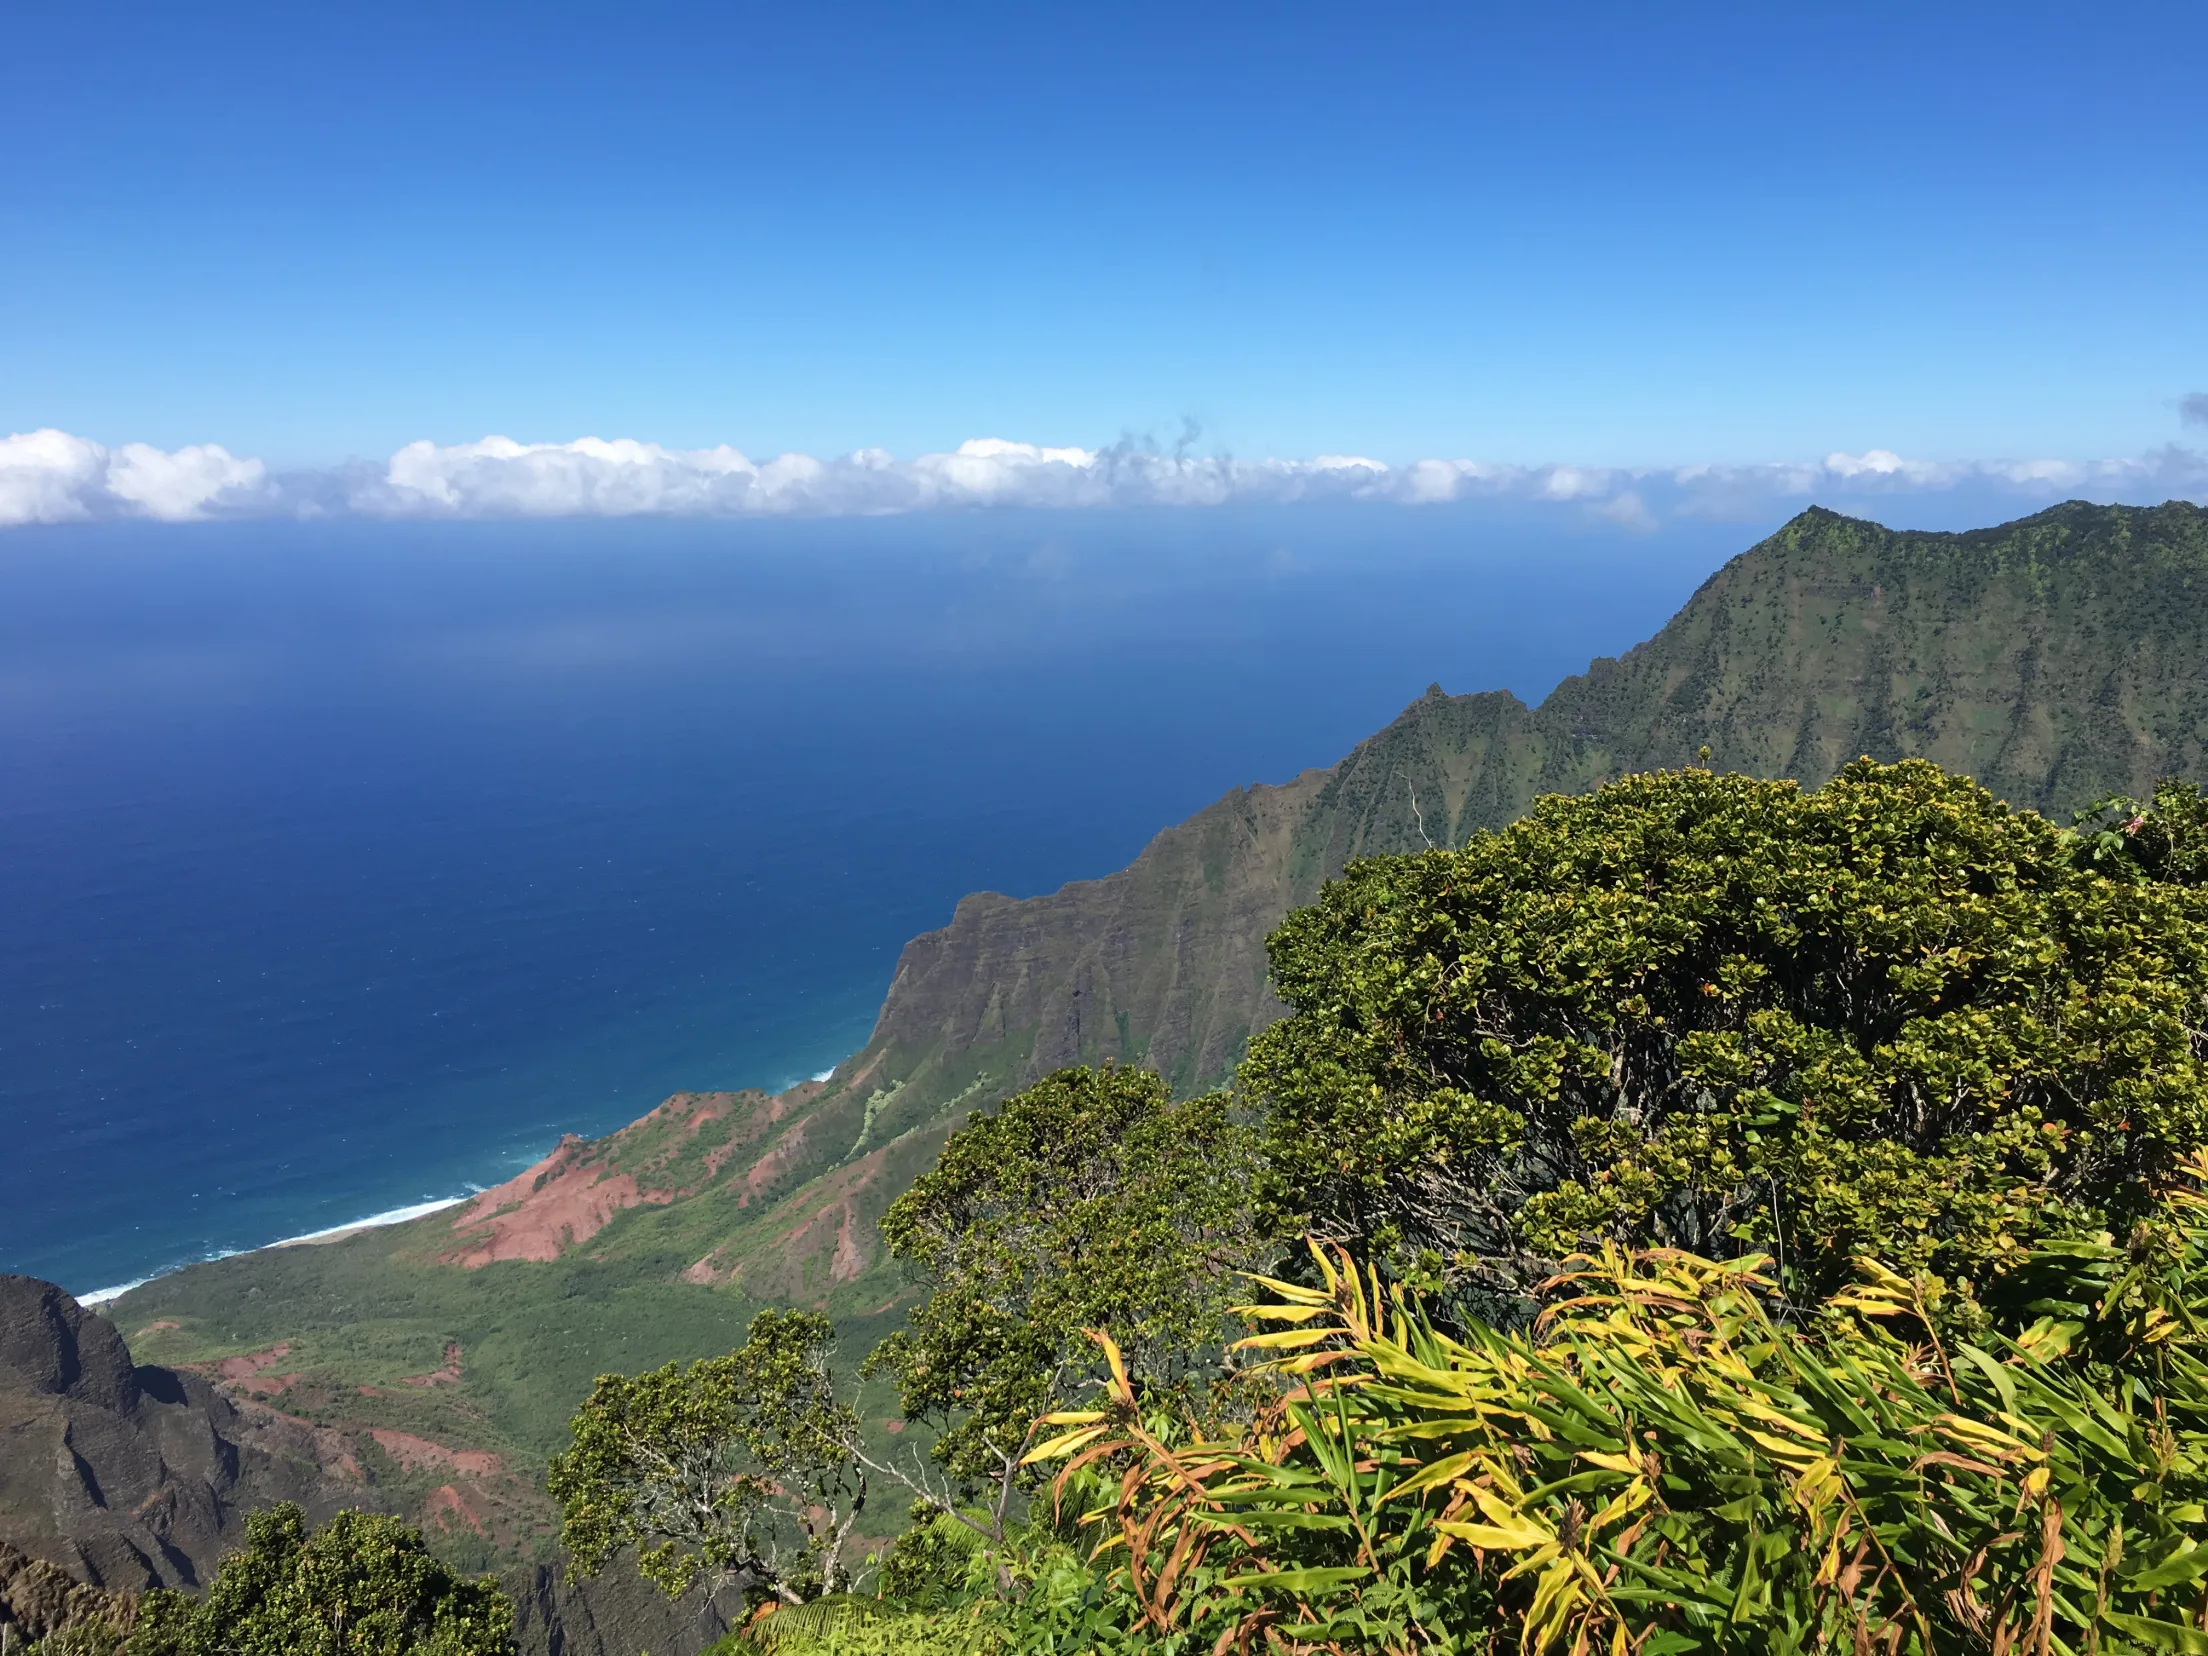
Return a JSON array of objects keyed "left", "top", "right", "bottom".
[
  {"left": 540, "top": 761, "right": 2208, "bottom": 1654},
  {"left": 110, "top": 500, "right": 2208, "bottom": 1580}
]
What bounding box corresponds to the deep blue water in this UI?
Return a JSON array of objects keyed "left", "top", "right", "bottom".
[{"left": 0, "top": 506, "right": 1761, "bottom": 1294}]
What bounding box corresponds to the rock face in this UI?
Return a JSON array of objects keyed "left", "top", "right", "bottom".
[
  {"left": 437, "top": 1084, "right": 830, "bottom": 1271},
  {"left": 501, "top": 1558, "right": 745, "bottom": 1656},
  {"left": 0, "top": 1537, "right": 135, "bottom": 1647},
  {"left": 0, "top": 1274, "right": 367, "bottom": 1590},
  {"left": 0, "top": 1275, "right": 743, "bottom": 1656}
]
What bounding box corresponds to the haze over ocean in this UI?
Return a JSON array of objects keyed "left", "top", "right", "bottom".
[{"left": 1, "top": 505, "right": 1764, "bottom": 1295}]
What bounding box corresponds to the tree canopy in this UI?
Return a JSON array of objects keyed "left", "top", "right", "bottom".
[
  {"left": 1245, "top": 759, "right": 2208, "bottom": 1312},
  {"left": 867, "top": 1066, "right": 1263, "bottom": 1514},
  {"left": 123, "top": 1505, "right": 511, "bottom": 1656},
  {"left": 548, "top": 1308, "right": 863, "bottom": 1606}
]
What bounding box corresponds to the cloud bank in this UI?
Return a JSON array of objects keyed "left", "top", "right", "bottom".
[
  {"left": 6, "top": 428, "right": 2206, "bottom": 531},
  {"left": 1, "top": 429, "right": 273, "bottom": 525}
]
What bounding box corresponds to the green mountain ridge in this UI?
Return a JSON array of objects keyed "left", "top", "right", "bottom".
[
  {"left": 844, "top": 497, "right": 2208, "bottom": 1115},
  {"left": 102, "top": 498, "right": 2208, "bottom": 1600}
]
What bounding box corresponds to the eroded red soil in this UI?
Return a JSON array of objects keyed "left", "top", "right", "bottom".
[{"left": 369, "top": 1428, "right": 502, "bottom": 1476}]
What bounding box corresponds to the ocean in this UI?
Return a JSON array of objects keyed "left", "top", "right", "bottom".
[{"left": 0, "top": 504, "right": 1756, "bottom": 1295}]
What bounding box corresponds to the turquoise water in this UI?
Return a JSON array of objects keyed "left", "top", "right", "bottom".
[{"left": 0, "top": 506, "right": 1752, "bottom": 1294}]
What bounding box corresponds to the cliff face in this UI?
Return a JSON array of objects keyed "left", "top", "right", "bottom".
[
  {"left": 837, "top": 499, "right": 2208, "bottom": 1125},
  {"left": 0, "top": 1274, "right": 367, "bottom": 1591},
  {"left": 0, "top": 1538, "right": 137, "bottom": 1648},
  {"left": 1531, "top": 500, "right": 2208, "bottom": 804},
  {"left": 0, "top": 1273, "right": 749, "bottom": 1656},
  {"left": 501, "top": 1559, "right": 745, "bottom": 1656}
]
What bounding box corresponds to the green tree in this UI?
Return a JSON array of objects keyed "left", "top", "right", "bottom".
[
  {"left": 865, "top": 1065, "right": 1264, "bottom": 1553},
  {"left": 123, "top": 1505, "right": 510, "bottom": 1656},
  {"left": 2074, "top": 776, "right": 2208, "bottom": 885},
  {"left": 1245, "top": 759, "right": 2208, "bottom": 1313},
  {"left": 547, "top": 1308, "right": 863, "bottom": 1607}
]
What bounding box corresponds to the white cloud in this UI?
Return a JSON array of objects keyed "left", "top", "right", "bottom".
[
  {"left": 106, "top": 441, "right": 269, "bottom": 518},
  {"left": 1397, "top": 458, "right": 1501, "bottom": 503},
  {"left": 1539, "top": 464, "right": 1620, "bottom": 501},
  {"left": 1666, "top": 447, "right": 2208, "bottom": 518},
  {"left": 0, "top": 429, "right": 106, "bottom": 524},
  {"left": 0, "top": 428, "right": 269, "bottom": 525},
  {"left": 4, "top": 426, "right": 2205, "bottom": 531},
  {"left": 1593, "top": 490, "right": 1657, "bottom": 532},
  {"left": 1822, "top": 448, "right": 1952, "bottom": 485},
  {"left": 358, "top": 433, "right": 1467, "bottom": 515},
  {"left": 374, "top": 435, "right": 761, "bottom": 516}
]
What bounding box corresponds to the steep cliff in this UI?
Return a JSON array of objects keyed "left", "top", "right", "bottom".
[
  {"left": 502, "top": 1559, "right": 745, "bottom": 1656},
  {"left": 0, "top": 1274, "right": 368, "bottom": 1591},
  {"left": 827, "top": 499, "right": 2208, "bottom": 1128}
]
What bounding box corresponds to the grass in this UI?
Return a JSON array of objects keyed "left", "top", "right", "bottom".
[{"left": 113, "top": 1206, "right": 929, "bottom": 1568}]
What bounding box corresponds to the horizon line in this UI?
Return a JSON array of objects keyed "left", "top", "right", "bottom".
[{"left": 5, "top": 427, "right": 2206, "bottom": 532}]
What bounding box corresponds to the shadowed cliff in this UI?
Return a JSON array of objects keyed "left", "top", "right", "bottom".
[{"left": 0, "top": 1273, "right": 372, "bottom": 1590}]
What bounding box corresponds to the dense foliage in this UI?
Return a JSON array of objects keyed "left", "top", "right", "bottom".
[
  {"left": 2075, "top": 778, "right": 2208, "bottom": 887},
  {"left": 866, "top": 1066, "right": 1264, "bottom": 1525},
  {"left": 550, "top": 764, "right": 2208, "bottom": 1655},
  {"left": 548, "top": 1067, "right": 1262, "bottom": 1616},
  {"left": 547, "top": 1308, "right": 864, "bottom": 1604},
  {"left": 123, "top": 1506, "right": 510, "bottom": 1656},
  {"left": 1039, "top": 1158, "right": 2208, "bottom": 1655},
  {"left": 1247, "top": 761, "right": 2208, "bottom": 1312}
]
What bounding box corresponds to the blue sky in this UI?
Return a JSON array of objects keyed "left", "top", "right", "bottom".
[{"left": 4, "top": 0, "right": 2205, "bottom": 470}]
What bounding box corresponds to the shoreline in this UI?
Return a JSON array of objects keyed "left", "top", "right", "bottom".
[
  {"left": 76, "top": 1194, "right": 473, "bottom": 1308},
  {"left": 272, "top": 1194, "right": 473, "bottom": 1250},
  {"left": 72, "top": 1061, "right": 848, "bottom": 1309}
]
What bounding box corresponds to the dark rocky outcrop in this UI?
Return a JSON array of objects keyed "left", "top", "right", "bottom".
[
  {"left": 0, "top": 1537, "right": 135, "bottom": 1648},
  {"left": 501, "top": 1557, "right": 745, "bottom": 1656},
  {"left": 0, "top": 1276, "right": 739, "bottom": 1656},
  {"left": 0, "top": 1274, "right": 369, "bottom": 1592}
]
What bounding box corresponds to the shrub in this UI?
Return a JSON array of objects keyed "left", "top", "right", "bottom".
[
  {"left": 1246, "top": 760, "right": 2208, "bottom": 1314},
  {"left": 868, "top": 1066, "right": 1264, "bottom": 1548},
  {"left": 122, "top": 1505, "right": 510, "bottom": 1656},
  {"left": 1041, "top": 1157, "right": 2208, "bottom": 1655}
]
